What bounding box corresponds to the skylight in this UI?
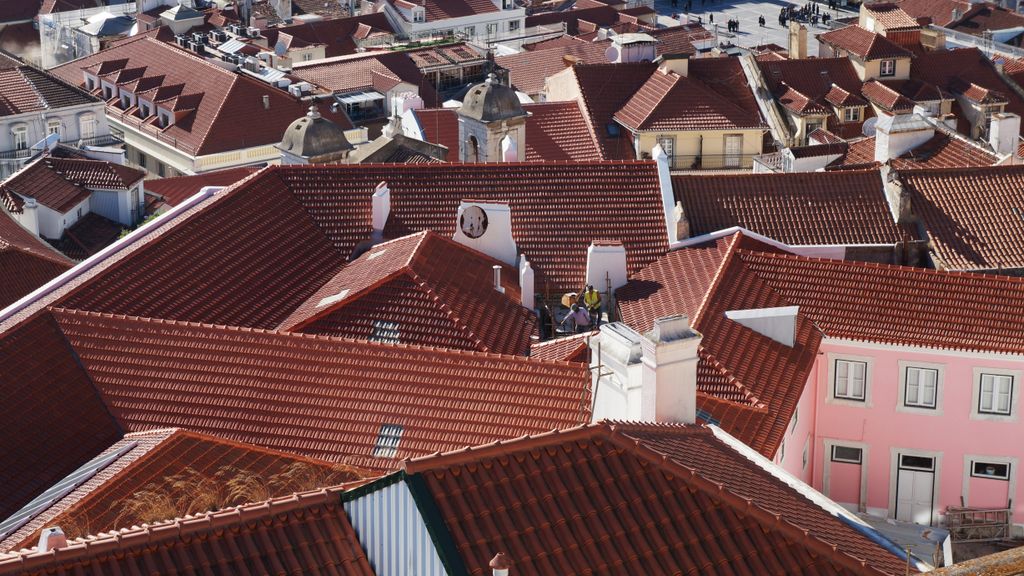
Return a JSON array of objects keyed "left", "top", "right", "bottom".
[{"left": 372, "top": 424, "right": 404, "bottom": 458}]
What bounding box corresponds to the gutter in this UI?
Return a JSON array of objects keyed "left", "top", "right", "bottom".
[{"left": 0, "top": 186, "right": 224, "bottom": 326}]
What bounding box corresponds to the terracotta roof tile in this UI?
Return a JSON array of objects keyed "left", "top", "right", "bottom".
[
  {"left": 896, "top": 164, "right": 1024, "bottom": 271},
  {"left": 0, "top": 64, "right": 98, "bottom": 117},
  {"left": 52, "top": 37, "right": 351, "bottom": 157},
  {"left": 413, "top": 107, "right": 460, "bottom": 153},
  {"left": 760, "top": 57, "right": 865, "bottom": 119},
  {"left": 894, "top": 0, "right": 968, "bottom": 27},
  {"left": 406, "top": 422, "right": 912, "bottom": 576},
  {"left": 529, "top": 330, "right": 595, "bottom": 363},
  {"left": 910, "top": 48, "right": 1024, "bottom": 117},
  {"left": 496, "top": 39, "right": 611, "bottom": 96},
  {"left": 48, "top": 307, "right": 591, "bottom": 471},
  {"left": 0, "top": 429, "right": 360, "bottom": 553},
  {"left": 279, "top": 231, "right": 539, "bottom": 356},
  {"left": 949, "top": 3, "right": 1024, "bottom": 37},
  {"left": 142, "top": 166, "right": 259, "bottom": 206},
  {"left": 672, "top": 169, "right": 915, "bottom": 245},
  {"left": 863, "top": 3, "right": 921, "bottom": 30},
  {"left": 571, "top": 62, "right": 658, "bottom": 159},
  {"left": 523, "top": 101, "right": 603, "bottom": 162},
  {"left": 615, "top": 59, "right": 764, "bottom": 132},
  {"left": 0, "top": 158, "right": 91, "bottom": 213},
  {"left": 0, "top": 485, "right": 375, "bottom": 576},
  {"left": 390, "top": 0, "right": 497, "bottom": 22},
  {"left": 0, "top": 211, "right": 72, "bottom": 309},
  {"left": 819, "top": 25, "right": 912, "bottom": 60},
  {"left": 524, "top": 5, "right": 619, "bottom": 34},
  {"left": 1004, "top": 57, "right": 1024, "bottom": 88},
  {"left": 46, "top": 158, "right": 144, "bottom": 189},
  {"left": 862, "top": 79, "right": 916, "bottom": 112}
]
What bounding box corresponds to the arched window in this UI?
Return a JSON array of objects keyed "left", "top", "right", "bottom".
[
  {"left": 468, "top": 135, "right": 480, "bottom": 162},
  {"left": 78, "top": 113, "right": 97, "bottom": 140}
]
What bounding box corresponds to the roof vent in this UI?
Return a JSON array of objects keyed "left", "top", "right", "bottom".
[
  {"left": 493, "top": 265, "right": 505, "bottom": 294},
  {"left": 262, "top": 94, "right": 270, "bottom": 109},
  {"left": 372, "top": 423, "right": 404, "bottom": 458},
  {"left": 490, "top": 553, "right": 511, "bottom": 576},
  {"left": 724, "top": 306, "right": 799, "bottom": 347},
  {"left": 38, "top": 527, "right": 68, "bottom": 552}
]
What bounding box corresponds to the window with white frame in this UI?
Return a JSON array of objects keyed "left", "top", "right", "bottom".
[
  {"left": 11, "top": 125, "right": 27, "bottom": 150},
  {"left": 78, "top": 113, "right": 96, "bottom": 140},
  {"left": 47, "top": 119, "right": 61, "bottom": 138},
  {"left": 486, "top": 22, "right": 498, "bottom": 35},
  {"left": 980, "top": 373, "right": 1013, "bottom": 415},
  {"left": 905, "top": 366, "right": 938, "bottom": 409},
  {"left": 508, "top": 20, "right": 520, "bottom": 32},
  {"left": 971, "top": 461, "right": 1010, "bottom": 480},
  {"left": 831, "top": 445, "right": 862, "bottom": 464},
  {"left": 879, "top": 59, "right": 896, "bottom": 77},
  {"left": 843, "top": 107, "right": 860, "bottom": 122},
  {"left": 790, "top": 407, "right": 798, "bottom": 434},
  {"left": 834, "top": 359, "right": 867, "bottom": 401}
]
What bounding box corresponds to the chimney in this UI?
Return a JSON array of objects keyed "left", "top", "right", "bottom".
[
  {"left": 989, "top": 112, "right": 1021, "bottom": 156},
  {"left": 724, "top": 306, "right": 799, "bottom": 347},
  {"left": 640, "top": 315, "right": 702, "bottom": 424},
  {"left": 262, "top": 94, "right": 270, "bottom": 109},
  {"left": 658, "top": 55, "right": 689, "bottom": 77},
  {"left": 882, "top": 168, "right": 913, "bottom": 223},
  {"left": 586, "top": 240, "right": 627, "bottom": 296},
  {"left": 22, "top": 197, "right": 39, "bottom": 236},
  {"left": 453, "top": 202, "right": 518, "bottom": 265},
  {"left": 490, "top": 553, "right": 511, "bottom": 576},
  {"left": 519, "top": 257, "right": 534, "bottom": 309},
  {"left": 651, "top": 144, "right": 678, "bottom": 244},
  {"left": 493, "top": 264, "right": 505, "bottom": 294},
  {"left": 371, "top": 182, "right": 391, "bottom": 234},
  {"left": 673, "top": 202, "right": 690, "bottom": 241},
  {"left": 788, "top": 22, "right": 808, "bottom": 60},
  {"left": 874, "top": 114, "right": 934, "bottom": 162},
  {"left": 38, "top": 527, "right": 68, "bottom": 553},
  {"left": 562, "top": 54, "right": 581, "bottom": 68}
]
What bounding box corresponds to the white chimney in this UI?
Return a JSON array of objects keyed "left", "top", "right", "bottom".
[
  {"left": 490, "top": 553, "right": 511, "bottom": 576},
  {"left": 22, "top": 197, "right": 39, "bottom": 236},
  {"left": 38, "top": 527, "right": 68, "bottom": 552},
  {"left": 501, "top": 134, "right": 518, "bottom": 162},
  {"left": 262, "top": 94, "right": 270, "bottom": 109},
  {"left": 586, "top": 240, "right": 628, "bottom": 294},
  {"left": 658, "top": 55, "right": 689, "bottom": 77},
  {"left": 640, "top": 315, "right": 702, "bottom": 424},
  {"left": 372, "top": 181, "right": 390, "bottom": 231},
  {"left": 989, "top": 112, "right": 1021, "bottom": 156},
  {"left": 493, "top": 264, "right": 505, "bottom": 294},
  {"left": 519, "top": 257, "right": 534, "bottom": 309},
  {"left": 724, "top": 306, "right": 799, "bottom": 347},
  {"left": 874, "top": 114, "right": 934, "bottom": 163},
  {"left": 453, "top": 201, "right": 518, "bottom": 266},
  {"left": 651, "top": 144, "right": 678, "bottom": 244}
]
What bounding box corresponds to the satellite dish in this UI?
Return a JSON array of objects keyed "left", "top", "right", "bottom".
[
  {"left": 604, "top": 45, "right": 619, "bottom": 63},
  {"left": 862, "top": 116, "right": 878, "bottom": 137}
]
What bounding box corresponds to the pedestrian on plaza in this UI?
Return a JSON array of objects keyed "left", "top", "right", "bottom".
[
  {"left": 709, "top": 12, "right": 713, "bottom": 23},
  {"left": 759, "top": 15, "right": 765, "bottom": 26}
]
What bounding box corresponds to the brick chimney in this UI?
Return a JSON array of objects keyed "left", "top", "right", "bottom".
[
  {"left": 640, "top": 315, "right": 702, "bottom": 423},
  {"left": 490, "top": 552, "right": 511, "bottom": 576},
  {"left": 38, "top": 527, "right": 68, "bottom": 552}
]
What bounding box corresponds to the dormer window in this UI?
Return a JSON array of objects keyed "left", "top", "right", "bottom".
[
  {"left": 157, "top": 109, "right": 173, "bottom": 128},
  {"left": 84, "top": 74, "right": 96, "bottom": 91},
  {"left": 879, "top": 59, "right": 896, "bottom": 77},
  {"left": 412, "top": 7, "right": 424, "bottom": 22},
  {"left": 102, "top": 84, "right": 116, "bottom": 100},
  {"left": 120, "top": 93, "right": 132, "bottom": 110},
  {"left": 138, "top": 101, "right": 151, "bottom": 119},
  {"left": 502, "top": 0, "right": 512, "bottom": 8},
  {"left": 843, "top": 107, "right": 861, "bottom": 122}
]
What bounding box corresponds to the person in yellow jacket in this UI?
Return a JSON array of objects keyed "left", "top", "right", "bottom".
[{"left": 581, "top": 284, "right": 602, "bottom": 326}]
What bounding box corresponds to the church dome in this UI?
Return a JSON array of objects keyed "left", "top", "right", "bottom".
[
  {"left": 459, "top": 73, "right": 525, "bottom": 123},
  {"left": 277, "top": 105, "right": 353, "bottom": 159}
]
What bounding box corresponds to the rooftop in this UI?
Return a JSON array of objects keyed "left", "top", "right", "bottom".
[
  {"left": 0, "top": 63, "right": 98, "bottom": 117},
  {"left": 818, "top": 25, "right": 913, "bottom": 60},
  {"left": 0, "top": 211, "right": 71, "bottom": 310}
]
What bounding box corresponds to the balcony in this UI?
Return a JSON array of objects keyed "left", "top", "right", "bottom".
[
  {"left": 0, "top": 148, "right": 35, "bottom": 161},
  {"left": 76, "top": 134, "right": 124, "bottom": 148},
  {"left": 663, "top": 153, "right": 757, "bottom": 171}
]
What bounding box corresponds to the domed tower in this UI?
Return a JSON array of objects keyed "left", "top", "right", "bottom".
[
  {"left": 457, "top": 73, "right": 528, "bottom": 163},
  {"left": 276, "top": 105, "right": 353, "bottom": 165}
]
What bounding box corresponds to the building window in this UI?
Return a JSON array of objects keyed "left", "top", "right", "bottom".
[
  {"left": 76, "top": 207, "right": 83, "bottom": 220},
  {"left": 790, "top": 407, "right": 798, "bottom": 434},
  {"left": 980, "top": 373, "right": 1013, "bottom": 415},
  {"left": 11, "top": 126, "right": 27, "bottom": 150},
  {"left": 78, "top": 113, "right": 97, "bottom": 140},
  {"left": 508, "top": 20, "right": 520, "bottom": 32},
  {"left": 880, "top": 59, "right": 896, "bottom": 77},
  {"left": 139, "top": 102, "right": 151, "bottom": 118},
  {"left": 157, "top": 161, "right": 166, "bottom": 177},
  {"left": 834, "top": 359, "right": 867, "bottom": 401},
  {"left": 832, "top": 445, "right": 863, "bottom": 464},
  {"left": 372, "top": 423, "right": 404, "bottom": 458},
  {"left": 843, "top": 107, "right": 860, "bottom": 122},
  {"left": 486, "top": 22, "right": 498, "bottom": 35},
  {"left": 802, "top": 437, "right": 809, "bottom": 470},
  {"left": 137, "top": 151, "right": 147, "bottom": 169},
  {"left": 465, "top": 25, "right": 475, "bottom": 35},
  {"left": 302, "top": 52, "right": 312, "bottom": 61},
  {"left": 905, "top": 367, "right": 938, "bottom": 409},
  {"left": 657, "top": 135, "right": 675, "bottom": 159},
  {"left": 971, "top": 461, "right": 1010, "bottom": 480},
  {"left": 779, "top": 441, "right": 785, "bottom": 462},
  {"left": 47, "top": 119, "right": 62, "bottom": 138}
]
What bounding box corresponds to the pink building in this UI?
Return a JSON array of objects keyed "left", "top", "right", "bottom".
[{"left": 610, "top": 230, "right": 1024, "bottom": 534}]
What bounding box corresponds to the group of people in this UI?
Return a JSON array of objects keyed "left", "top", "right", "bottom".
[
  {"left": 725, "top": 18, "right": 740, "bottom": 33},
  {"left": 559, "top": 285, "right": 603, "bottom": 334},
  {"left": 779, "top": 2, "right": 831, "bottom": 26}
]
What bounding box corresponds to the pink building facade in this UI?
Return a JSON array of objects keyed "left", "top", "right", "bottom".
[{"left": 775, "top": 339, "right": 1023, "bottom": 533}]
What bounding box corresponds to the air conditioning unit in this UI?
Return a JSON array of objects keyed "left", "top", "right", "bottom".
[
  {"left": 243, "top": 56, "right": 261, "bottom": 72},
  {"left": 176, "top": 35, "right": 188, "bottom": 47},
  {"left": 194, "top": 44, "right": 206, "bottom": 56}
]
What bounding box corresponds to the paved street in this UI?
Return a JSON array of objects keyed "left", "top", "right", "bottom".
[{"left": 650, "top": 0, "right": 858, "bottom": 49}]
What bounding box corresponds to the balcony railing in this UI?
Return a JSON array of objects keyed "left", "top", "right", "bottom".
[
  {"left": 664, "top": 153, "right": 757, "bottom": 171},
  {"left": 0, "top": 148, "right": 35, "bottom": 161},
  {"left": 76, "top": 134, "right": 124, "bottom": 148}
]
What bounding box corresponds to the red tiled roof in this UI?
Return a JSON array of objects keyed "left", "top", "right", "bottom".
[
  {"left": 776, "top": 82, "right": 829, "bottom": 115},
  {"left": 863, "top": 3, "right": 921, "bottom": 30},
  {"left": 495, "top": 39, "right": 611, "bottom": 96},
  {"left": 48, "top": 307, "right": 591, "bottom": 471},
  {"left": 896, "top": 164, "right": 1024, "bottom": 271},
  {"left": 47, "top": 158, "right": 144, "bottom": 189},
  {"left": 0, "top": 211, "right": 71, "bottom": 310},
  {"left": 0, "top": 313, "right": 122, "bottom": 524},
  {"left": 760, "top": 57, "right": 865, "bottom": 119},
  {"left": 0, "top": 63, "right": 97, "bottom": 117},
  {"left": 51, "top": 36, "right": 352, "bottom": 157},
  {"left": 389, "top": 0, "right": 497, "bottom": 21},
  {"left": 142, "top": 166, "right": 259, "bottom": 206},
  {"left": 60, "top": 168, "right": 349, "bottom": 329},
  {"left": 1004, "top": 57, "right": 1024, "bottom": 90},
  {"left": 895, "top": 0, "right": 968, "bottom": 27},
  {"left": 615, "top": 60, "right": 764, "bottom": 132},
  {"left": 0, "top": 158, "right": 91, "bottom": 213},
  {"left": 890, "top": 131, "right": 1000, "bottom": 168},
  {"left": 571, "top": 62, "right": 658, "bottom": 160},
  {"left": 826, "top": 83, "right": 868, "bottom": 107},
  {"left": 279, "top": 231, "right": 539, "bottom": 356},
  {"left": 0, "top": 429, "right": 360, "bottom": 553},
  {"left": 524, "top": 5, "right": 619, "bottom": 34},
  {"left": 672, "top": 169, "right": 915, "bottom": 245},
  {"left": 826, "top": 136, "right": 878, "bottom": 169},
  {"left": 861, "top": 79, "right": 916, "bottom": 112},
  {"left": 274, "top": 162, "right": 669, "bottom": 294},
  {"left": 911, "top": 48, "right": 1024, "bottom": 117},
  {"left": 739, "top": 247, "right": 1024, "bottom": 354},
  {"left": 413, "top": 107, "right": 459, "bottom": 154},
  {"left": 949, "top": 3, "right": 1024, "bottom": 37},
  {"left": 406, "top": 422, "right": 912, "bottom": 576},
  {"left": 616, "top": 233, "right": 819, "bottom": 456},
  {"left": 0, "top": 485, "right": 375, "bottom": 576},
  {"left": 650, "top": 23, "right": 710, "bottom": 56},
  {"left": 529, "top": 330, "right": 594, "bottom": 363},
  {"left": 523, "top": 101, "right": 602, "bottom": 162},
  {"left": 818, "top": 25, "right": 912, "bottom": 60}
]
